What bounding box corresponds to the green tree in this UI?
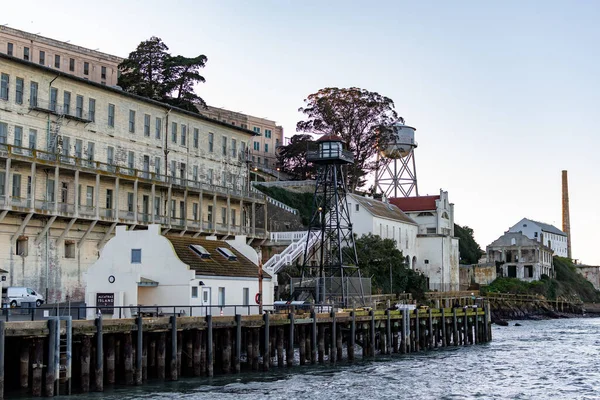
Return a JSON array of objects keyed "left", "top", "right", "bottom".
[
  {"left": 297, "top": 87, "right": 398, "bottom": 192},
  {"left": 118, "top": 37, "right": 208, "bottom": 111},
  {"left": 276, "top": 134, "right": 317, "bottom": 180},
  {"left": 354, "top": 234, "right": 428, "bottom": 299},
  {"left": 454, "top": 224, "right": 483, "bottom": 265}
]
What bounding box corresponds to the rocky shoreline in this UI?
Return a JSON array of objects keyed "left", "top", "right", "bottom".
[{"left": 488, "top": 299, "right": 597, "bottom": 326}]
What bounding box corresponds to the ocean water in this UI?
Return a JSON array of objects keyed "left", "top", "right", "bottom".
[{"left": 62, "top": 318, "right": 600, "bottom": 400}]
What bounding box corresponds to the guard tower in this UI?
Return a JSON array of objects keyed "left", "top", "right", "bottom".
[
  {"left": 295, "top": 135, "right": 366, "bottom": 307},
  {"left": 375, "top": 120, "right": 419, "bottom": 198}
]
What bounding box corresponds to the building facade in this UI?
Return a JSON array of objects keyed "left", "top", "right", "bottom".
[
  {"left": 390, "top": 190, "right": 460, "bottom": 291},
  {"left": 0, "top": 53, "right": 267, "bottom": 303},
  {"left": 0, "top": 26, "right": 121, "bottom": 86},
  {"left": 507, "top": 218, "right": 568, "bottom": 258},
  {"left": 347, "top": 194, "right": 419, "bottom": 266},
  {"left": 86, "top": 224, "right": 273, "bottom": 318},
  {"left": 202, "top": 106, "right": 284, "bottom": 174},
  {"left": 486, "top": 231, "right": 554, "bottom": 281}
]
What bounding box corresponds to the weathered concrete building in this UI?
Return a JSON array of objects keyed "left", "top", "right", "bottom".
[
  {"left": 0, "top": 53, "right": 267, "bottom": 303},
  {"left": 0, "top": 25, "right": 121, "bottom": 86},
  {"left": 486, "top": 232, "right": 553, "bottom": 281},
  {"left": 86, "top": 224, "right": 273, "bottom": 318},
  {"left": 574, "top": 264, "right": 600, "bottom": 291}
]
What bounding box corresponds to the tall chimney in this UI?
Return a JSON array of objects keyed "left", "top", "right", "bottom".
[{"left": 562, "top": 170, "right": 572, "bottom": 258}]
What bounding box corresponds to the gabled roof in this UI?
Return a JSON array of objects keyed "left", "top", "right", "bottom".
[
  {"left": 389, "top": 195, "right": 440, "bottom": 212},
  {"left": 349, "top": 194, "right": 416, "bottom": 224},
  {"left": 526, "top": 218, "right": 566, "bottom": 237},
  {"left": 487, "top": 232, "right": 552, "bottom": 252},
  {"left": 165, "top": 236, "right": 271, "bottom": 279}
]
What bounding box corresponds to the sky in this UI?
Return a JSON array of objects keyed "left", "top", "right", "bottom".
[{"left": 3, "top": 0, "right": 599, "bottom": 264}]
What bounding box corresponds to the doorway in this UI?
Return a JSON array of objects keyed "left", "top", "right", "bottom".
[{"left": 201, "top": 286, "right": 211, "bottom": 315}]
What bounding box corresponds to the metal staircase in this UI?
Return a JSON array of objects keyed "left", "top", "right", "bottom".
[{"left": 263, "top": 231, "right": 318, "bottom": 275}]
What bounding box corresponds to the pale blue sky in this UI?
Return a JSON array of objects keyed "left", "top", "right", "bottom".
[{"left": 4, "top": 1, "right": 599, "bottom": 264}]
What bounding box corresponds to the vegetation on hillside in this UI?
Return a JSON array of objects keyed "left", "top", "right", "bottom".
[
  {"left": 482, "top": 257, "right": 600, "bottom": 303},
  {"left": 454, "top": 224, "right": 483, "bottom": 265},
  {"left": 255, "top": 185, "right": 314, "bottom": 225}
]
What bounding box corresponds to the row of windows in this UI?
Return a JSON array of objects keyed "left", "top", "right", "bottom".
[
  {"left": 14, "top": 236, "right": 76, "bottom": 258},
  {"left": 0, "top": 72, "right": 251, "bottom": 156},
  {"left": 5, "top": 42, "right": 110, "bottom": 83},
  {"left": 253, "top": 141, "right": 269, "bottom": 153}
]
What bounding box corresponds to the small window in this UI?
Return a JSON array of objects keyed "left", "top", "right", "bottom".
[
  {"left": 23, "top": 47, "right": 29, "bottom": 61},
  {"left": 243, "top": 288, "right": 249, "bottom": 306},
  {"left": 189, "top": 244, "right": 211, "bottom": 259},
  {"left": 39, "top": 50, "right": 45, "bottom": 65},
  {"left": 16, "top": 237, "right": 28, "bottom": 257},
  {"left": 7, "top": 42, "right": 13, "bottom": 56},
  {"left": 191, "top": 286, "right": 198, "bottom": 298},
  {"left": 426, "top": 227, "right": 436, "bottom": 234},
  {"left": 217, "top": 247, "right": 237, "bottom": 261},
  {"left": 65, "top": 241, "right": 75, "bottom": 258},
  {"left": 54, "top": 54, "right": 61, "bottom": 69},
  {"left": 355, "top": 204, "right": 359, "bottom": 212},
  {"left": 424, "top": 259, "right": 429, "bottom": 264},
  {"left": 131, "top": 249, "right": 142, "bottom": 263},
  {"left": 83, "top": 62, "right": 89, "bottom": 75},
  {"left": 101, "top": 66, "right": 107, "bottom": 80},
  {"left": 69, "top": 58, "right": 75, "bottom": 72},
  {"left": 218, "top": 287, "right": 225, "bottom": 306}
]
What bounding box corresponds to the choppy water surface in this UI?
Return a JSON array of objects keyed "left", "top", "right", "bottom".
[{"left": 67, "top": 318, "right": 600, "bottom": 400}]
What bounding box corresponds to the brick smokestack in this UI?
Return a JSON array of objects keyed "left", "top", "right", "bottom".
[{"left": 562, "top": 170, "right": 572, "bottom": 258}]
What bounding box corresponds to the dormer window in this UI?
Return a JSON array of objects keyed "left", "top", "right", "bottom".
[
  {"left": 217, "top": 247, "right": 237, "bottom": 261},
  {"left": 190, "top": 244, "right": 211, "bottom": 259}
]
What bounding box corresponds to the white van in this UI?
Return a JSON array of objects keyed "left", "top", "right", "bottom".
[{"left": 1, "top": 287, "right": 45, "bottom": 307}]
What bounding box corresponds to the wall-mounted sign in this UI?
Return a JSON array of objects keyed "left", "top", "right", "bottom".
[{"left": 96, "top": 292, "right": 115, "bottom": 314}]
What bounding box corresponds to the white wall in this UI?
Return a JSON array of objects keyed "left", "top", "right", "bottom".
[
  {"left": 416, "top": 236, "right": 460, "bottom": 291},
  {"left": 508, "top": 218, "right": 568, "bottom": 257}
]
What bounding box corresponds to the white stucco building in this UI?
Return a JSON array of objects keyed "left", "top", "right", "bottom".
[
  {"left": 507, "top": 218, "right": 568, "bottom": 258},
  {"left": 85, "top": 224, "right": 273, "bottom": 318},
  {"left": 346, "top": 194, "right": 419, "bottom": 267},
  {"left": 390, "top": 189, "right": 460, "bottom": 291}
]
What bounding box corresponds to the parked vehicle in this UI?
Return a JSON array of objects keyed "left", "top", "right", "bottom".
[{"left": 1, "top": 287, "right": 44, "bottom": 307}]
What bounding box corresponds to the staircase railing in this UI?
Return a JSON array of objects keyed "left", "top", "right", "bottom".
[{"left": 263, "top": 231, "right": 318, "bottom": 275}]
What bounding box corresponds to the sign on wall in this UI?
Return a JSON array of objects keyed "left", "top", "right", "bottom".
[{"left": 96, "top": 292, "right": 115, "bottom": 314}]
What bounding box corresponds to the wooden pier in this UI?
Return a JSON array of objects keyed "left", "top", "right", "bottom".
[{"left": 0, "top": 305, "right": 491, "bottom": 398}]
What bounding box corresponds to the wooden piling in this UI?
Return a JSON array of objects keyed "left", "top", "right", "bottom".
[
  {"left": 330, "top": 312, "right": 336, "bottom": 364},
  {"left": 157, "top": 332, "right": 166, "bottom": 380},
  {"left": 105, "top": 334, "right": 116, "bottom": 384},
  {"left": 245, "top": 329, "right": 253, "bottom": 369},
  {"left": 142, "top": 333, "right": 148, "bottom": 382},
  {"left": 123, "top": 333, "right": 134, "bottom": 385},
  {"left": 177, "top": 331, "right": 183, "bottom": 377},
  {"left": 463, "top": 308, "right": 469, "bottom": 346},
  {"left": 336, "top": 323, "right": 343, "bottom": 361},
  {"left": 311, "top": 310, "right": 317, "bottom": 365},
  {"left": 149, "top": 335, "right": 156, "bottom": 378},
  {"left": 428, "top": 309, "right": 433, "bottom": 350},
  {"left": 80, "top": 335, "right": 91, "bottom": 392},
  {"left": 192, "top": 330, "right": 201, "bottom": 377},
  {"left": 222, "top": 329, "right": 232, "bottom": 374},
  {"left": 369, "top": 310, "right": 376, "bottom": 357},
  {"left": 400, "top": 310, "right": 407, "bottom": 354},
  {"left": 287, "top": 313, "right": 295, "bottom": 367},
  {"left": 441, "top": 309, "right": 447, "bottom": 347},
  {"left": 169, "top": 316, "right": 178, "bottom": 381},
  {"left": 386, "top": 310, "right": 392, "bottom": 355},
  {"left": 0, "top": 321, "right": 4, "bottom": 400},
  {"left": 299, "top": 325, "right": 306, "bottom": 365},
  {"left": 452, "top": 308, "right": 459, "bottom": 346},
  {"left": 19, "top": 339, "right": 29, "bottom": 389},
  {"left": 263, "top": 313, "right": 270, "bottom": 371},
  {"left": 349, "top": 311, "right": 356, "bottom": 361},
  {"left": 31, "top": 338, "right": 43, "bottom": 397},
  {"left": 45, "top": 319, "right": 57, "bottom": 397},
  {"left": 414, "top": 310, "right": 420, "bottom": 352},
  {"left": 318, "top": 324, "right": 325, "bottom": 363},
  {"left": 277, "top": 327, "right": 284, "bottom": 367},
  {"left": 252, "top": 328, "right": 260, "bottom": 371},
  {"left": 235, "top": 315, "right": 242, "bottom": 373},
  {"left": 206, "top": 315, "right": 214, "bottom": 377},
  {"left": 474, "top": 313, "right": 479, "bottom": 345},
  {"left": 136, "top": 317, "right": 143, "bottom": 385}
]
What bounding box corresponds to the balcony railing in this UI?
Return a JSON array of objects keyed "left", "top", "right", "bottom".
[
  {"left": 30, "top": 100, "right": 93, "bottom": 123},
  {"left": 0, "top": 144, "right": 265, "bottom": 201}
]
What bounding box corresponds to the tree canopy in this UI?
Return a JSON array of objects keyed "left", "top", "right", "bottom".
[
  {"left": 454, "top": 224, "right": 483, "bottom": 265},
  {"left": 354, "top": 234, "right": 428, "bottom": 299},
  {"left": 118, "top": 37, "right": 208, "bottom": 112},
  {"left": 276, "top": 134, "right": 317, "bottom": 180},
  {"left": 296, "top": 87, "right": 398, "bottom": 191}
]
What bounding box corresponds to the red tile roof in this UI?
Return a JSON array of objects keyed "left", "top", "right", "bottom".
[{"left": 389, "top": 195, "right": 440, "bottom": 212}]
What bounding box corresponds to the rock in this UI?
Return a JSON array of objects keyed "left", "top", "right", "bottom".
[
  {"left": 494, "top": 319, "right": 509, "bottom": 326},
  {"left": 514, "top": 323, "right": 522, "bottom": 326}
]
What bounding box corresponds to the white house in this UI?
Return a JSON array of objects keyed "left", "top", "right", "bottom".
[
  {"left": 85, "top": 225, "right": 273, "bottom": 318},
  {"left": 346, "top": 194, "right": 419, "bottom": 267},
  {"left": 486, "top": 231, "right": 554, "bottom": 281},
  {"left": 390, "top": 189, "right": 460, "bottom": 291},
  {"left": 507, "top": 218, "right": 568, "bottom": 258}
]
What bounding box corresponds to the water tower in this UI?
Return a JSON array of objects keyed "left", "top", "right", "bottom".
[
  {"left": 375, "top": 120, "right": 419, "bottom": 198},
  {"left": 295, "top": 135, "right": 365, "bottom": 306}
]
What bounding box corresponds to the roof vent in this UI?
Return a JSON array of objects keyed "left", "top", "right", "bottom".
[
  {"left": 189, "top": 244, "right": 211, "bottom": 259},
  {"left": 217, "top": 247, "right": 237, "bottom": 261}
]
